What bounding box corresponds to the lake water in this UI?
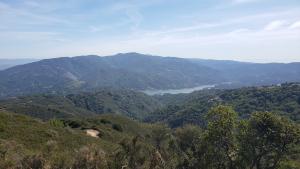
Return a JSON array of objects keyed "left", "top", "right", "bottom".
[{"left": 142, "top": 84, "right": 215, "bottom": 95}]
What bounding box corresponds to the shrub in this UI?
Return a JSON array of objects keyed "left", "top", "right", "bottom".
[
  {"left": 112, "top": 124, "right": 123, "bottom": 132},
  {"left": 72, "top": 145, "right": 107, "bottom": 169},
  {"left": 49, "top": 119, "right": 64, "bottom": 128},
  {"left": 20, "top": 155, "right": 46, "bottom": 169},
  {"left": 100, "top": 119, "right": 111, "bottom": 124}
]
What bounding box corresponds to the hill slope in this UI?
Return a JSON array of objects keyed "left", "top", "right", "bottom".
[
  {"left": 0, "top": 110, "right": 158, "bottom": 168},
  {"left": 0, "top": 53, "right": 220, "bottom": 98},
  {"left": 0, "top": 89, "right": 162, "bottom": 120},
  {"left": 1, "top": 53, "right": 300, "bottom": 98},
  {"left": 147, "top": 83, "right": 300, "bottom": 127}
]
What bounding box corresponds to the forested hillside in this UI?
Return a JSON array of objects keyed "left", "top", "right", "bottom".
[
  {"left": 147, "top": 83, "right": 300, "bottom": 127},
  {"left": 1, "top": 83, "right": 300, "bottom": 128},
  {"left": 1, "top": 83, "right": 300, "bottom": 168},
  {"left": 0, "top": 53, "right": 220, "bottom": 98},
  {"left": 0, "top": 89, "right": 162, "bottom": 120}
]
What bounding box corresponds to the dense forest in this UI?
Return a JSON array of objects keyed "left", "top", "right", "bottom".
[
  {"left": 0, "top": 83, "right": 300, "bottom": 169},
  {"left": 148, "top": 83, "right": 300, "bottom": 127},
  {"left": 0, "top": 89, "right": 162, "bottom": 120}
]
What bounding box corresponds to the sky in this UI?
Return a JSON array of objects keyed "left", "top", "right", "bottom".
[{"left": 0, "top": 0, "right": 300, "bottom": 63}]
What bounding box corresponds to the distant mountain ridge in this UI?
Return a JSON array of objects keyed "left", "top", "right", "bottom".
[
  {"left": 0, "top": 53, "right": 221, "bottom": 97},
  {"left": 0, "top": 53, "right": 300, "bottom": 98},
  {"left": 190, "top": 58, "right": 300, "bottom": 87}
]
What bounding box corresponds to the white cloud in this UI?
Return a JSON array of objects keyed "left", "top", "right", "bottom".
[
  {"left": 264, "top": 20, "right": 287, "bottom": 31},
  {"left": 289, "top": 21, "right": 300, "bottom": 29}
]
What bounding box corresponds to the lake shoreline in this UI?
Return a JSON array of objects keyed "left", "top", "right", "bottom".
[{"left": 142, "top": 84, "right": 216, "bottom": 95}]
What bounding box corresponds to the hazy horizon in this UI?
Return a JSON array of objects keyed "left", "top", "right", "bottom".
[
  {"left": 0, "top": 52, "right": 300, "bottom": 64},
  {"left": 0, "top": 0, "right": 300, "bottom": 62}
]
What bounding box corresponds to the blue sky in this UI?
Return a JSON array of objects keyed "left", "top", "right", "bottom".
[{"left": 0, "top": 0, "right": 300, "bottom": 62}]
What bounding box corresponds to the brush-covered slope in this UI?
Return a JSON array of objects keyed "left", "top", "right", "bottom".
[
  {"left": 0, "top": 110, "right": 157, "bottom": 168},
  {"left": 0, "top": 89, "right": 162, "bottom": 120},
  {"left": 0, "top": 53, "right": 220, "bottom": 98},
  {"left": 1, "top": 106, "right": 299, "bottom": 169}
]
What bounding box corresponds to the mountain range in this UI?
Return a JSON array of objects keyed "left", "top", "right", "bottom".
[{"left": 0, "top": 53, "right": 300, "bottom": 98}]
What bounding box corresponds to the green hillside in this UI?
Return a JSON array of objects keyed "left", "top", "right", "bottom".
[
  {"left": 148, "top": 83, "right": 300, "bottom": 127},
  {"left": 0, "top": 89, "right": 162, "bottom": 120},
  {"left": 0, "top": 110, "right": 160, "bottom": 168},
  {"left": 1, "top": 106, "right": 299, "bottom": 169}
]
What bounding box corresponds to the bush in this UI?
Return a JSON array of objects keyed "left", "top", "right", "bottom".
[
  {"left": 112, "top": 124, "right": 123, "bottom": 132},
  {"left": 72, "top": 145, "right": 107, "bottom": 169},
  {"left": 49, "top": 119, "right": 64, "bottom": 128},
  {"left": 20, "top": 155, "right": 46, "bottom": 169},
  {"left": 100, "top": 119, "right": 111, "bottom": 124}
]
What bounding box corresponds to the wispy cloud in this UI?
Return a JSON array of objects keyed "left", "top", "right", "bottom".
[
  {"left": 264, "top": 20, "right": 287, "bottom": 31},
  {"left": 138, "top": 9, "right": 300, "bottom": 39},
  {"left": 289, "top": 21, "right": 300, "bottom": 29},
  {"left": 0, "top": 0, "right": 299, "bottom": 62},
  {"left": 0, "top": 2, "right": 70, "bottom": 26}
]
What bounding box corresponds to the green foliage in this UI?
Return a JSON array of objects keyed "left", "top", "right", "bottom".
[
  {"left": 202, "top": 106, "right": 238, "bottom": 169},
  {"left": 112, "top": 124, "right": 123, "bottom": 132},
  {"left": 1, "top": 100, "right": 300, "bottom": 169},
  {"left": 100, "top": 119, "right": 111, "bottom": 124},
  {"left": 0, "top": 89, "right": 162, "bottom": 120},
  {"left": 112, "top": 136, "right": 149, "bottom": 169},
  {"left": 49, "top": 119, "right": 65, "bottom": 128},
  {"left": 237, "top": 112, "right": 300, "bottom": 169},
  {"left": 175, "top": 125, "right": 203, "bottom": 168},
  {"left": 149, "top": 83, "right": 300, "bottom": 127},
  {"left": 72, "top": 145, "right": 107, "bottom": 169},
  {"left": 20, "top": 154, "right": 46, "bottom": 169}
]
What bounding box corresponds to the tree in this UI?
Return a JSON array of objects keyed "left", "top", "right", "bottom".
[
  {"left": 203, "top": 105, "right": 238, "bottom": 169},
  {"left": 237, "top": 112, "right": 300, "bottom": 169},
  {"left": 151, "top": 124, "right": 171, "bottom": 151},
  {"left": 151, "top": 124, "right": 182, "bottom": 169},
  {"left": 175, "top": 125, "right": 203, "bottom": 169}
]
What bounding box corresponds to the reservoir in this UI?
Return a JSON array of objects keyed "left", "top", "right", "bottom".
[{"left": 142, "top": 84, "right": 215, "bottom": 95}]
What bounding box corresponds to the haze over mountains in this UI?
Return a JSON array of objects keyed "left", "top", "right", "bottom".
[
  {"left": 0, "top": 53, "right": 300, "bottom": 98},
  {"left": 0, "top": 59, "right": 38, "bottom": 70}
]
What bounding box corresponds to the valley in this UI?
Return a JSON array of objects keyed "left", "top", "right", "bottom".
[
  {"left": 1, "top": 0, "right": 300, "bottom": 168},
  {"left": 0, "top": 54, "right": 300, "bottom": 169}
]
